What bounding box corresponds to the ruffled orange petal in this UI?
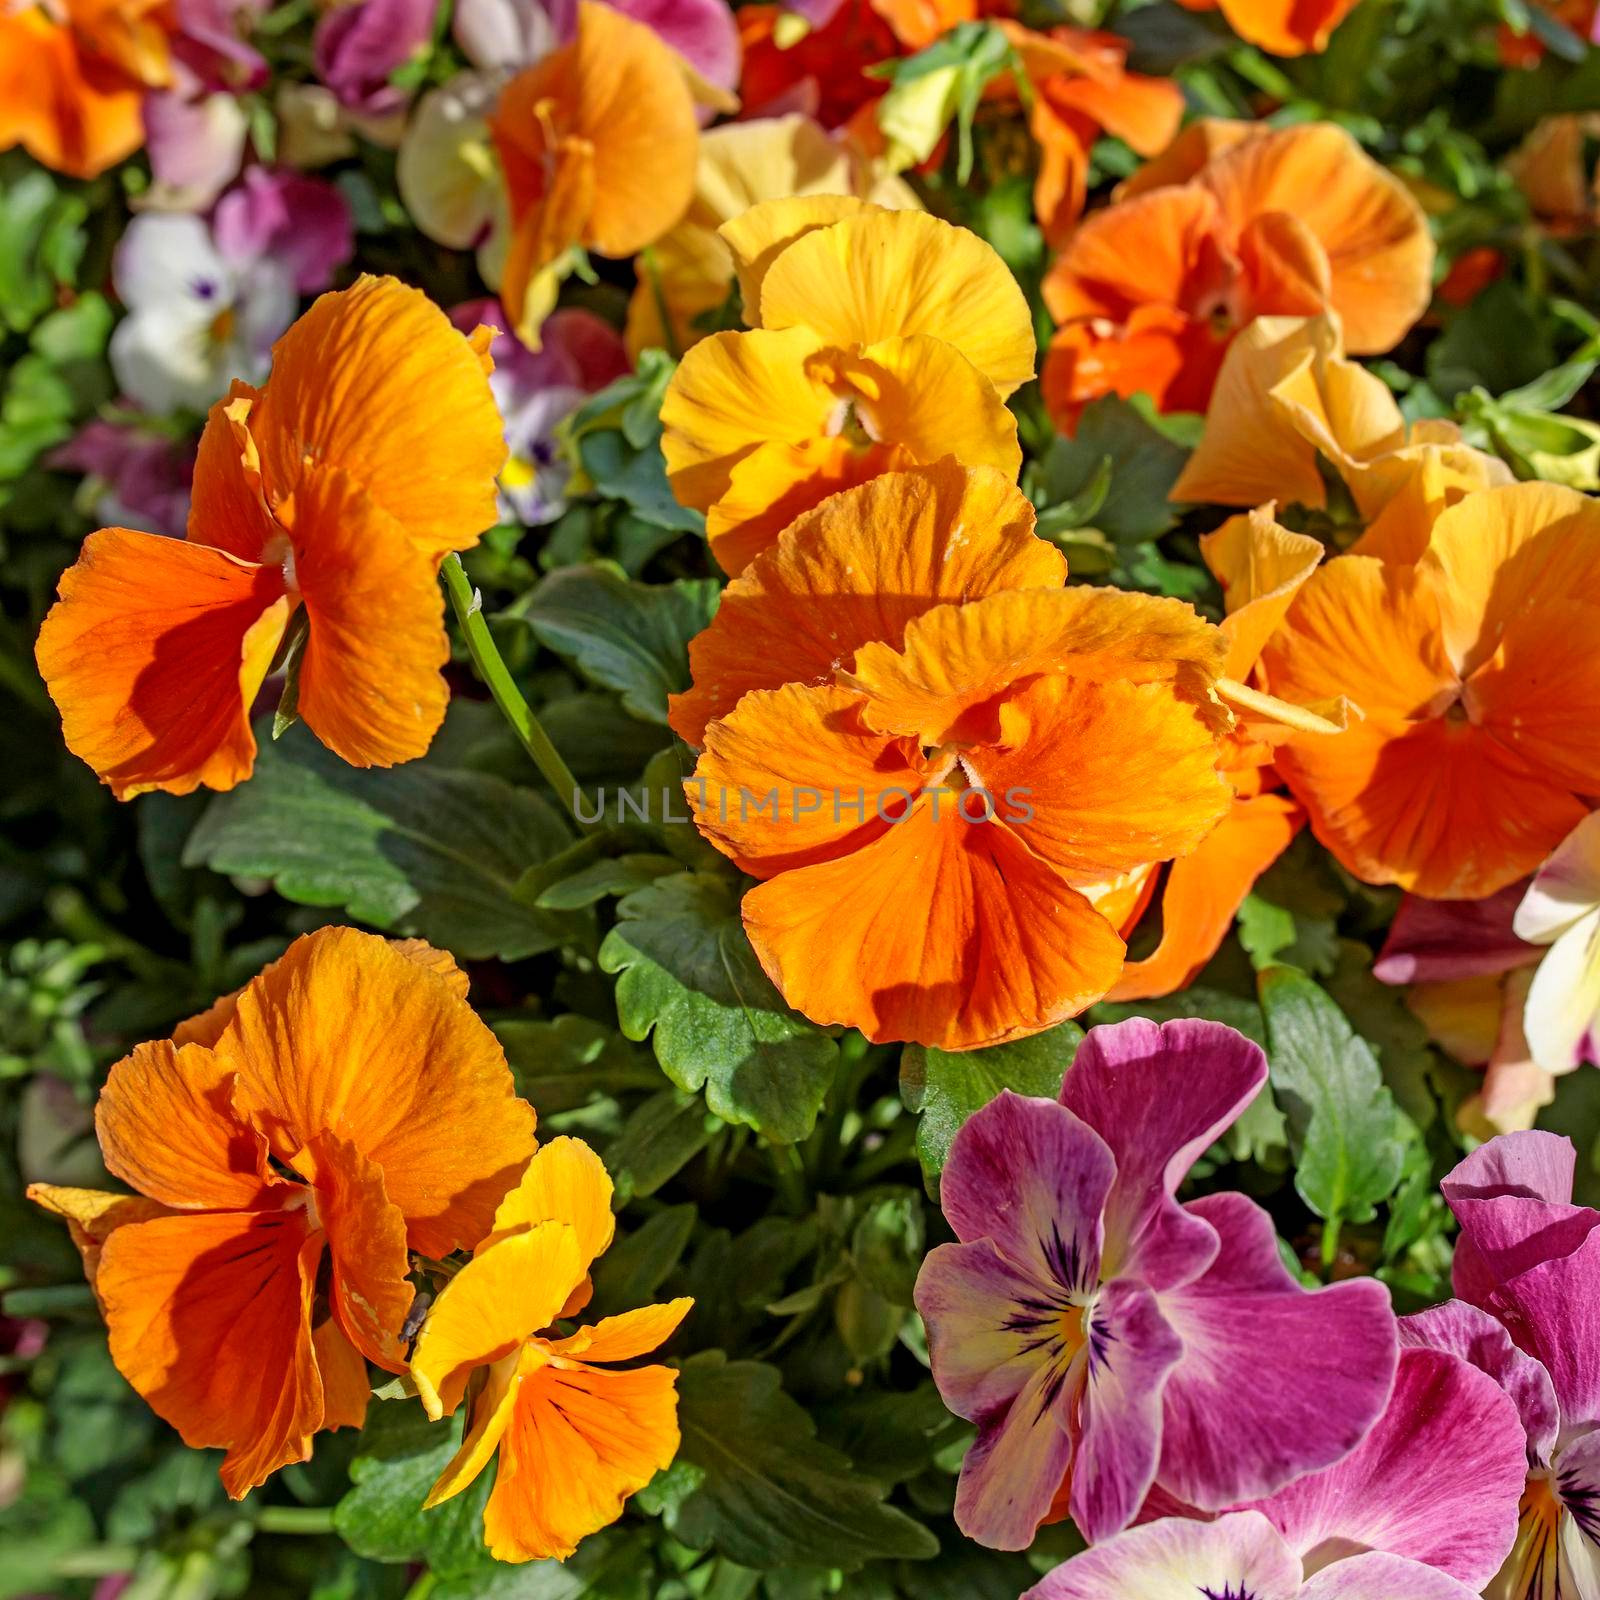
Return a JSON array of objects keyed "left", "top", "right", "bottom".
[
  {"left": 741, "top": 797, "right": 1127, "bottom": 1049},
  {"left": 548, "top": 1298, "right": 694, "bottom": 1364},
  {"left": 483, "top": 1136, "right": 614, "bottom": 1262},
  {"left": 35, "top": 529, "right": 292, "bottom": 800},
  {"left": 972, "top": 673, "right": 1233, "bottom": 879},
  {"left": 1198, "top": 506, "right": 1325, "bottom": 681},
  {"left": 25, "top": 1184, "right": 171, "bottom": 1291},
  {"left": 668, "top": 462, "right": 1062, "bottom": 746},
  {"left": 249, "top": 277, "right": 506, "bottom": 565},
  {"left": 95, "top": 1039, "right": 277, "bottom": 1212},
  {"left": 313, "top": 1317, "right": 373, "bottom": 1432},
  {"left": 1199, "top": 0, "right": 1364, "bottom": 56},
  {"left": 411, "top": 1220, "right": 584, "bottom": 1419},
  {"left": 96, "top": 1208, "right": 325, "bottom": 1498},
  {"left": 846, "top": 586, "right": 1225, "bottom": 747},
  {"left": 482, "top": 1351, "right": 683, "bottom": 1563},
  {"left": 189, "top": 386, "right": 275, "bottom": 561},
  {"left": 1109, "top": 792, "right": 1303, "bottom": 1000},
  {"left": 720, "top": 194, "right": 878, "bottom": 322},
  {"left": 1027, "top": 97, "right": 1092, "bottom": 243},
  {"left": 289, "top": 463, "right": 451, "bottom": 769},
  {"left": 1197, "top": 123, "right": 1432, "bottom": 354},
  {"left": 1042, "top": 304, "right": 1225, "bottom": 429},
  {"left": 756, "top": 209, "right": 1036, "bottom": 397},
  {"left": 217, "top": 927, "right": 537, "bottom": 1259},
  {"left": 1116, "top": 117, "right": 1255, "bottom": 199},
  {"left": 425, "top": 1348, "right": 525, "bottom": 1507}
]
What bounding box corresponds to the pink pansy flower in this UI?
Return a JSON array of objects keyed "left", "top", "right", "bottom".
[
  {"left": 913, "top": 1018, "right": 1398, "bottom": 1549},
  {"left": 213, "top": 168, "right": 355, "bottom": 294},
  {"left": 450, "top": 298, "right": 629, "bottom": 524},
  {"left": 314, "top": 0, "right": 440, "bottom": 116},
  {"left": 1405, "top": 1131, "right": 1600, "bottom": 1599},
  {"left": 50, "top": 416, "right": 196, "bottom": 540},
  {"left": 1513, "top": 811, "right": 1600, "bottom": 1076}
]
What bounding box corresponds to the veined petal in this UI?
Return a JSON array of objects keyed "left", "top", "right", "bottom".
[
  {"left": 313, "top": 1316, "right": 372, "bottom": 1432},
  {"left": 96, "top": 1209, "right": 325, "bottom": 1499},
  {"left": 218, "top": 926, "right": 536, "bottom": 1259},
  {"left": 1522, "top": 910, "right": 1600, "bottom": 1073},
  {"left": 1298, "top": 1552, "right": 1486, "bottom": 1600},
  {"left": 412, "top": 1221, "right": 583, "bottom": 1418},
  {"left": 1199, "top": 500, "right": 1326, "bottom": 679},
  {"left": 484, "top": 1136, "right": 615, "bottom": 1268},
  {"left": 35, "top": 529, "right": 291, "bottom": 799},
  {"left": 1374, "top": 886, "right": 1537, "bottom": 986},
  {"left": 758, "top": 209, "right": 1036, "bottom": 397},
  {"left": 668, "top": 461, "right": 1061, "bottom": 746},
  {"left": 1516, "top": 813, "right": 1600, "bottom": 946},
  {"left": 424, "top": 1349, "right": 525, "bottom": 1507},
  {"left": 719, "top": 193, "right": 877, "bottom": 322},
  {"left": 483, "top": 1352, "right": 682, "bottom": 1562},
  {"left": 25, "top": 1184, "right": 172, "bottom": 1292},
  {"left": 548, "top": 1298, "right": 693, "bottom": 1365}
]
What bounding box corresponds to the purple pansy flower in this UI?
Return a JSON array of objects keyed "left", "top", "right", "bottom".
[
  {"left": 913, "top": 1018, "right": 1399, "bottom": 1549},
  {"left": 50, "top": 418, "right": 196, "bottom": 540},
  {"left": 213, "top": 168, "right": 355, "bottom": 294},
  {"left": 451, "top": 298, "right": 629, "bottom": 524},
  {"left": 314, "top": 0, "right": 440, "bottom": 116},
  {"left": 1403, "top": 1131, "right": 1600, "bottom": 1598}
]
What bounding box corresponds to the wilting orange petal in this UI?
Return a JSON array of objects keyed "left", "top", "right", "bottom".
[
  {"left": 756, "top": 209, "right": 1036, "bottom": 397},
  {"left": 217, "top": 927, "right": 537, "bottom": 1259},
  {"left": 25, "top": 1184, "right": 171, "bottom": 1291},
  {"left": 313, "top": 1316, "right": 373, "bottom": 1432},
  {"left": 741, "top": 798, "right": 1127, "bottom": 1049},
  {"left": 548, "top": 1298, "right": 694, "bottom": 1364},
  {"left": 95, "top": 1039, "right": 277, "bottom": 1212},
  {"left": 1198, "top": 506, "right": 1325, "bottom": 680},
  {"left": 691, "top": 681, "right": 926, "bottom": 875},
  {"left": 302, "top": 1131, "right": 415, "bottom": 1375},
  {"left": 289, "top": 463, "right": 451, "bottom": 769},
  {"left": 482, "top": 1352, "right": 683, "bottom": 1562},
  {"left": 249, "top": 277, "right": 507, "bottom": 565},
  {"left": 35, "top": 529, "right": 292, "bottom": 800},
  {"left": 485, "top": 1136, "right": 616, "bottom": 1266},
  {"left": 974, "top": 673, "right": 1233, "bottom": 879},
  {"left": 96, "top": 1209, "right": 324, "bottom": 1499},
  {"left": 412, "top": 1220, "right": 583, "bottom": 1419},
  {"left": 669, "top": 462, "right": 1062, "bottom": 746},
  {"left": 1109, "top": 792, "right": 1303, "bottom": 1000},
  {"left": 1197, "top": 123, "right": 1432, "bottom": 354},
  {"left": 720, "top": 194, "right": 878, "bottom": 322},
  {"left": 847, "top": 585, "right": 1226, "bottom": 747}
]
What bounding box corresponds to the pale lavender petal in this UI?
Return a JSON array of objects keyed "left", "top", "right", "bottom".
[
  {"left": 952, "top": 1349, "right": 1077, "bottom": 1552},
  {"left": 1515, "top": 811, "right": 1600, "bottom": 946},
  {"left": 1400, "top": 1300, "right": 1560, "bottom": 1468},
  {"left": 453, "top": 0, "right": 571, "bottom": 69},
  {"left": 1069, "top": 1277, "right": 1185, "bottom": 1544},
  {"left": 1522, "top": 910, "right": 1600, "bottom": 1073},
  {"left": 1297, "top": 1552, "right": 1485, "bottom": 1600},
  {"left": 1557, "top": 1427, "right": 1600, "bottom": 1562},
  {"left": 1154, "top": 1192, "right": 1398, "bottom": 1511},
  {"left": 915, "top": 1238, "right": 1061, "bottom": 1425},
  {"left": 1059, "top": 1018, "right": 1265, "bottom": 1289},
  {"left": 1023, "top": 1511, "right": 1302, "bottom": 1600},
  {"left": 1245, "top": 1348, "right": 1528, "bottom": 1588},
  {"left": 143, "top": 88, "right": 246, "bottom": 210},
  {"left": 941, "top": 1090, "right": 1112, "bottom": 1295},
  {"left": 213, "top": 168, "right": 354, "bottom": 293},
  {"left": 606, "top": 0, "right": 740, "bottom": 90},
  {"left": 1373, "top": 885, "right": 1538, "bottom": 984},
  {"left": 315, "top": 0, "right": 439, "bottom": 114}
]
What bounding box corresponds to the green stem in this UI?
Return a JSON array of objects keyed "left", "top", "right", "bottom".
[
  {"left": 1320, "top": 1215, "right": 1343, "bottom": 1275},
  {"left": 54, "top": 1546, "right": 138, "bottom": 1577},
  {"left": 255, "top": 1506, "right": 337, "bottom": 1535},
  {"left": 767, "top": 1142, "right": 809, "bottom": 1214},
  {"left": 441, "top": 554, "right": 596, "bottom": 833}
]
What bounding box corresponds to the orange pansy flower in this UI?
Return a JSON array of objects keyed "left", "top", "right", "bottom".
[
  {"left": 737, "top": 0, "right": 902, "bottom": 129},
  {"left": 996, "top": 22, "right": 1184, "bottom": 244},
  {"left": 492, "top": 0, "right": 699, "bottom": 336},
  {"left": 676, "top": 467, "right": 1234, "bottom": 1048},
  {"left": 28, "top": 928, "right": 538, "bottom": 1498},
  {"left": 411, "top": 1137, "right": 691, "bottom": 1563},
  {"left": 1110, "top": 508, "right": 1343, "bottom": 1000},
  {"left": 1264, "top": 482, "right": 1600, "bottom": 900},
  {"left": 1040, "top": 121, "right": 1432, "bottom": 429},
  {"left": 1170, "top": 0, "right": 1364, "bottom": 56},
  {"left": 660, "top": 197, "right": 1033, "bottom": 574},
  {"left": 35, "top": 275, "right": 506, "bottom": 799},
  {"left": 1172, "top": 314, "right": 1511, "bottom": 516}
]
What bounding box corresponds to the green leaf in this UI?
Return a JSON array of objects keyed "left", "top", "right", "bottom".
[
  {"left": 590, "top": 1203, "right": 698, "bottom": 1318},
  {"left": 900, "top": 1020, "right": 1082, "bottom": 1183},
  {"left": 497, "top": 1014, "right": 665, "bottom": 1115},
  {"left": 606, "top": 1088, "right": 716, "bottom": 1200},
  {"left": 1428, "top": 280, "right": 1555, "bottom": 400},
  {"left": 430, "top": 1530, "right": 655, "bottom": 1600},
  {"left": 333, "top": 1402, "right": 493, "bottom": 1578},
  {"left": 184, "top": 722, "right": 579, "bottom": 960},
  {"left": 665, "top": 1354, "right": 940, "bottom": 1570},
  {"left": 508, "top": 564, "right": 720, "bottom": 724},
  {"left": 599, "top": 872, "right": 838, "bottom": 1143},
  {"left": 1028, "top": 395, "right": 1191, "bottom": 545},
  {"left": 1257, "top": 966, "right": 1408, "bottom": 1226},
  {"left": 0, "top": 162, "right": 89, "bottom": 334}
]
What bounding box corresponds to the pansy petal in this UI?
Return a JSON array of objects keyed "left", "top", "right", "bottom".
[
  {"left": 719, "top": 193, "right": 876, "bottom": 320},
  {"left": 941, "top": 1089, "right": 1113, "bottom": 1281},
  {"left": 668, "top": 461, "right": 1061, "bottom": 746},
  {"left": 424, "top": 1349, "right": 524, "bottom": 1507},
  {"left": 313, "top": 1317, "right": 373, "bottom": 1432},
  {"left": 1059, "top": 1022, "right": 1266, "bottom": 1288},
  {"left": 412, "top": 1221, "right": 584, "bottom": 1419},
  {"left": 97, "top": 1210, "right": 324, "bottom": 1499},
  {"left": 1297, "top": 1552, "right": 1485, "bottom": 1600},
  {"left": 1022, "top": 1510, "right": 1302, "bottom": 1600},
  {"left": 740, "top": 796, "right": 1128, "bottom": 1049},
  {"left": 1198, "top": 505, "right": 1327, "bottom": 680},
  {"left": 1522, "top": 910, "right": 1600, "bottom": 1073},
  {"left": 218, "top": 927, "right": 536, "bottom": 1258},
  {"left": 486, "top": 1135, "right": 615, "bottom": 1268},
  {"left": 483, "top": 1354, "right": 682, "bottom": 1562},
  {"left": 757, "top": 209, "right": 1035, "bottom": 397},
  {"left": 249, "top": 275, "right": 506, "bottom": 563},
  {"left": 35, "top": 529, "right": 290, "bottom": 800},
  {"left": 1155, "top": 1192, "right": 1398, "bottom": 1510},
  {"left": 550, "top": 1298, "right": 693, "bottom": 1364},
  {"left": 26, "top": 1184, "right": 172, "bottom": 1292},
  {"left": 1244, "top": 1346, "right": 1527, "bottom": 1588},
  {"left": 1556, "top": 1430, "right": 1600, "bottom": 1582},
  {"left": 1516, "top": 812, "right": 1600, "bottom": 945},
  {"left": 1400, "top": 1300, "right": 1560, "bottom": 1468},
  {"left": 953, "top": 1347, "right": 1080, "bottom": 1552},
  {"left": 1446, "top": 1131, "right": 1578, "bottom": 1207},
  {"left": 1069, "top": 1277, "right": 1185, "bottom": 1543},
  {"left": 1374, "top": 886, "right": 1538, "bottom": 985}
]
